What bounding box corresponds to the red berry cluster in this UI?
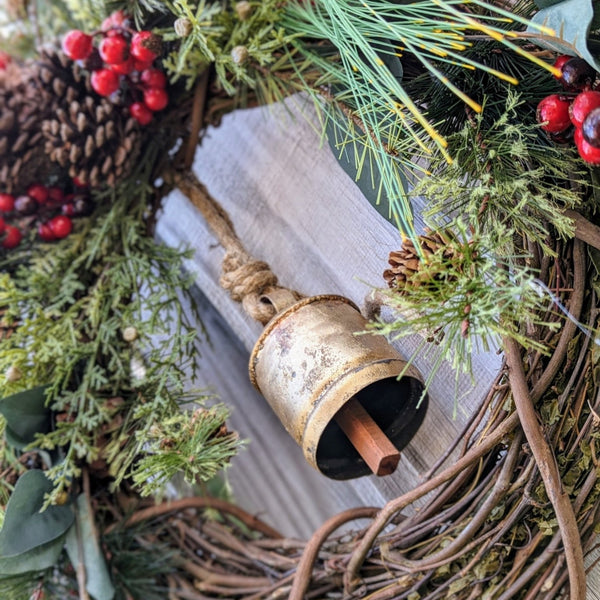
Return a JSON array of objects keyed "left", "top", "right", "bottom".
[
  {"left": 61, "top": 11, "right": 167, "bottom": 126},
  {"left": 0, "top": 182, "right": 93, "bottom": 251},
  {"left": 537, "top": 55, "right": 600, "bottom": 165}
]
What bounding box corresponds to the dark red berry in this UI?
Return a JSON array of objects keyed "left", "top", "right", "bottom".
[
  {"left": 0, "top": 217, "right": 5, "bottom": 232},
  {"left": 62, "top": 30, "right": 93, "bottom": 60},
  {"left": 143, "top": 87, "right": 168, "bottom": 111},
  {"left": 549, "top": 125, "right": 574, "bottom": 145},
  {"left": 140, "top": 68, "right": 167, "bottom": 88},
  {"left": 560, "top": 57, "right": 597, "bottom": 91},
  {"left": 130, "top": 31, "right": 162, "bottom": 62},
  {"left": 72, "top": 195, "right": 94, "bottom": 216},
  {"left": 38, "top": 223, "right": 56, "bottom": 242},
  {"left": 47, "top": 187, "right": 65, "bottom": 204},
  {"left": 553, "top": 54, "right": 572, "bottom": 78},
  {"left": 129, "top": 101, "right": 153, "bottom": 125},
  {"left": 14, "top": 195, "right": 38, "bottom": 215},
  {"left": 582, "top": 107, "right": 600, "bottom": 148},
  {"left": 1, "top": 225, "right": 22, "bottom": 249},
  {"left": 570, "top": 91, "right": 600, "bottom": 128},
  {"left": 62, "top": 203, "right": 75, "bottom": 217},
  {"left": 91, "top": 68, "right": 121, "bottom": 97},
  {"left": 110, "top": 55, "right": 135, "bottom": 75},
  {"left": 73, "top": 176, "right": 88, "bottom": 188},
  {"left": 99, "top": 34, "right": 129, "bottom": 65},
  {"left": 537, "top": 94, "right": 572, "bottom": 133},
  {"left": 49, "top": 215, "right": 73, "bottom": 239},
  {"left": 0, "top": 193, "right": 15, "bottom": 213},
  {"left": 27, "top": 183, "right": 49, "bottom": 204},
  {"left": 84, "top": 48, "right": 104, "bottom": 72}
]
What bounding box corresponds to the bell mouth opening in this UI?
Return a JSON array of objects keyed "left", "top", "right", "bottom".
[{"left": 315, "top": 375, "right": 427, "bottom": 480}]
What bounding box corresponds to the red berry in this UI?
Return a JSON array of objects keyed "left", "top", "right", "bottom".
[
  {"left": 130, "top": 31, "right": 162, "bottom": 63},
  {"left": 0, "top": 217, "right": 5, "bottom": 232},
  {"left": 27, "top": 183, "right": 49, "bottom": 204},
  {"left": 99, "top": 34, "right": 129, "bottom": 65},
  {"left": 570, "top": 91, "right": 600, "bottom": 128},
  {"left": 575, "top": 127, "right": 600, "bottom": 164},
  {"left": 62, "top": 203, "right": 75, "bottom": 217},
  {"left": 574, "top": 126, "right": 584, "bottom": 147},
  {"left": 102, "top": 10, "right": 128, "bottom": 32},
  {"left": 140, "top": 68, "right": 167, "bottom": 88},
  {"left": 62, "top": 30, "right": 93, "bottom": 60},
  {"left": 47, "top": 187, "right": 65, "bottom": 204},
  {"left": 129, "top": 101, "right": 153, "bottom": 125},
  {"left": 110, "top": 55, "right": 135, "bottom": 75},
  {"left": 49, "top": 215, "right": 73, "bottom": 239},
  {"left": 73, "top": 176, "right": 88, "bottom": 188},
  {"left": 91, "top": 68, "right": 121, "bottom": 97},
  {"left": 0, "top": 52, "right": 11, "bottom": 70},
  {"left": 143, "top": 87, "right": 168, "bottom": 111},
  {"left": 2, "top": 225, "right": 22, "bottom": 249},
  {"left": 133, "top": 58, "right": 154, "bottom": 72},
  {"left": 0, "top": 193, "right": 15, "bottom": 213},
  {"left": 537, "top": 94, "right": 572, "bottom": 133},
  {"left": 38, "top": 223, "right": 56, "bottom": 242}
]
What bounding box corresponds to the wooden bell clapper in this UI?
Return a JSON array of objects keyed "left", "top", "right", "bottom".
[{"left": 176, "top": 172, "right": 426, "bottom": 479}]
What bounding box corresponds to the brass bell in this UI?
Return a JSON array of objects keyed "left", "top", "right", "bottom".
[{"left": 249, "top": 293, "right": 427, "bottom": 480}]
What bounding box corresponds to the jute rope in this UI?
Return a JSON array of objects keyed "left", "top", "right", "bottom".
[{"left": 174, "top": 171, "right": 301, "bottom": 324}]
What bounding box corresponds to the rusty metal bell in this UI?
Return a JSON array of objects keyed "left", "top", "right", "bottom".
[{"left": 249, "top": 293, "right": 427, "bottom": 480}]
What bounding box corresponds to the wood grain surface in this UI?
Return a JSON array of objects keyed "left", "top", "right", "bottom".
[{"left": 155, "top": 97, "right": 600, "bottom": 591}]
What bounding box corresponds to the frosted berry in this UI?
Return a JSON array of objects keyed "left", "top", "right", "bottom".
[
  {"left": 38, "top": 223, "right": 56, "bottom": 242},
  {"left": 570, "top": 91, "right": 600, "bottom": 128},
  {"left": 62, "top": 30, "right": 93, "bottom": 60},
  {"left": 582, "top": 107, "right": 600, "bottom": 148},
  {"left": 91, "top": 68, "right": 120, "bottom": 97},
  {"left": 140, "top": 68, "right": 167, "bottom": 89},
  {"left": 1, "top": 225, "right": 22, "bottom": 249},
  {"left": 0, "top": 193, "right": 15, "bottom": 213},
  {"left": 99, "top": 34, "right": 129, "bottom": 65},
  {"left": 130, "top": 31, "right": 162, "bottom": 62},
  {"left": 14, "top": 195, "right": 38, "bottom": 215},
  {"left": 49, "top": 215, "right": 73, "bottom": 239},
  {"left": 130, "top": 101, "right": 153, "bottom": 125},
  {"left": 537, "top": 94, "right": 572, "bottom": 133},
  {"left": 143, "top": 87, "right": 168, "bottom": 111},
  {"left": 110, "top": 56, "right": 135, "bottom": 75},
  {"left": 27, "top": 183, "right": 49, "bottom": 204},
  {"left": 561, "top": 57, "right": 596, "bottom": 91}
]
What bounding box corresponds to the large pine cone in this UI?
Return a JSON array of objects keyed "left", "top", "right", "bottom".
[
  {"left": 36, "top": 50, "right": 141, "bottom": 187},
  {"left": 0, "top": 62, "right": 50, "bottom": 193}
]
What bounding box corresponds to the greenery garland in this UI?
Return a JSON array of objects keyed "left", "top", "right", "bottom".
[{"left": 1, "top": 0, "right": 600, "bottom": 598}]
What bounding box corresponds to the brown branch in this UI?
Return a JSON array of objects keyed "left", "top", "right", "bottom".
[
  {"left": 289, "top": 507, "right": 380, "bottom": 600},
  {"left": 182, "top": 70, "right": 210, "bottom": 171}
]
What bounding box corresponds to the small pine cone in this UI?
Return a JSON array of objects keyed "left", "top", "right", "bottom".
[
  {"left": 384, "top": 230, "right": 458, "bottom": 293},
  {"left": 0, "top": 62, "right": 53, "bottom": 192},
  {"left": 35, "top": 50, "right": 141, "bottom": 187}
]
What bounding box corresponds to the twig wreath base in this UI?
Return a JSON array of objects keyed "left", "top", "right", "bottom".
[{"left": 123, "top": 171, "right": 599, "bottom": 600}]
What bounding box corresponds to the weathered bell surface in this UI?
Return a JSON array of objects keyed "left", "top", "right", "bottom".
[{"left": 249, "top": 294, "right": 428, "bottom": 480}]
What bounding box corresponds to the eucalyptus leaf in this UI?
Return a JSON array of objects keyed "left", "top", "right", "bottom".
[
  {"left": 0, "top": 386, "right": 51, "bottom": 445},
  {"left": 0, "top": 470, "right": 74, "bottom": 558},
  {"left": 3, "top": 425, "right": 30, "bottom": 451},
  {"left": 65, "top": 494, "right": 115, "bottom": 600},
  {"left": 527, "top": 0, "right": 600, "bottom": 70},
  {"left": 0, "top": 535, "right": 65, "bottom": 576}
]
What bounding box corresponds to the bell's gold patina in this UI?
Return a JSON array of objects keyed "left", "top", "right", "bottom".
[{"left": 249, "top": 294, "right": 427, "bottom": 480}]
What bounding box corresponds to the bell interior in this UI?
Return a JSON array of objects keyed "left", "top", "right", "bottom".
[{"left": 315, "top": 376, "right": 427, "bottom": 479}]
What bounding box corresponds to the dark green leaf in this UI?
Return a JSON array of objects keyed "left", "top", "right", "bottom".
[
  {"left": 0, "top": 386, "right": 51, "bottom": 445},
  {"left": 65, "top": 494, "right": 115, "bottom": 600},
  {"left": 0, "top": 535, "right": 65, "bottom": 576},
  {"left": 3, "top": 425, "right": 30, "bottom": 451},
  {"left": 527, "top": 0, "right": 600, "bottom": 70},
  {"left": 0, "top": 470, "right": 74, "bottom": 558}
]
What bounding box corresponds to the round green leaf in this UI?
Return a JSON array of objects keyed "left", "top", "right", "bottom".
[
  {"left": 0, "top": 534, "right": 65, "bottom": 576},
  {"left": 0, "top": 386, "right": 51, "bottom": 444},
  {"left": 0, "top": 470, "right": 74, "bottom": 558}
]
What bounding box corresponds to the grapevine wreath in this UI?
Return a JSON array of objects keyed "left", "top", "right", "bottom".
[{"left": 2, "top": 0, "right": 600, "bottom": 599}]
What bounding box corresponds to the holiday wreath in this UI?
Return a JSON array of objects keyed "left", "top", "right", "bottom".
[{"left": 1, "top": 0, "right": 600, "bottom": 598}]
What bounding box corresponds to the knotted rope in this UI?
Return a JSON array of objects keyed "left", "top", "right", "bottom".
[{"left": 174, "top": 171, "right": 301, "bottom": 324}]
